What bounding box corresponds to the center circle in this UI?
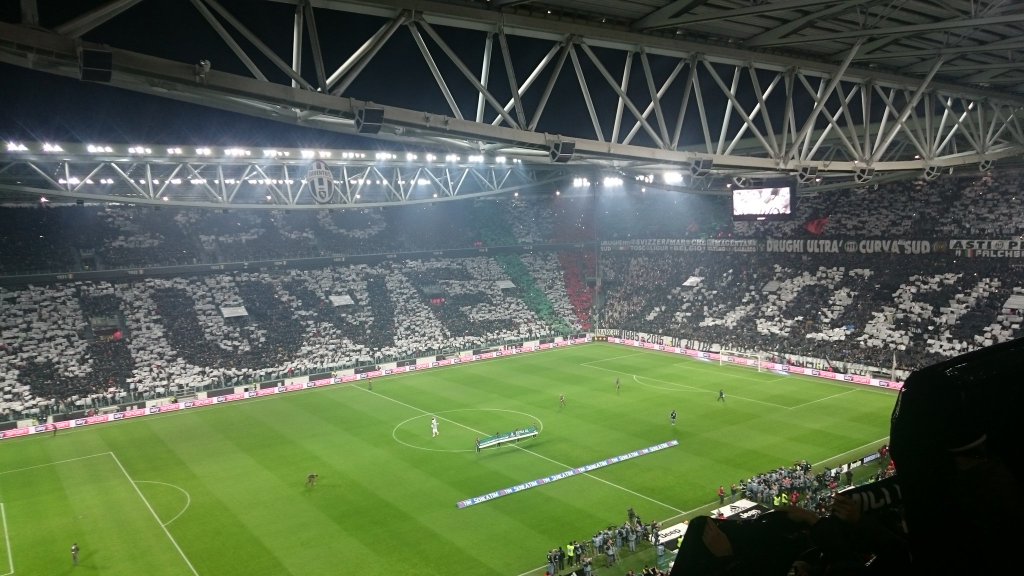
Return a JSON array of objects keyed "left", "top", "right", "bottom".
[{"left": 392, "top": 409, "right": 544, "bottom": 453}]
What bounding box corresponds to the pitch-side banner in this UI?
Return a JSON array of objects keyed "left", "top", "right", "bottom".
[
  {"left": 610, "top": 339, "right": 902, "bottom": 390},
  {"left": 1, "top": 337, "right": 591, "bottom": 440}
]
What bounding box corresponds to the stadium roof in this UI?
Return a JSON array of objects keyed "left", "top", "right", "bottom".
[
  {"left": 1, "top": 0, "right": 1022, "bottom": 208},
  {"left": 471, "top": 0, "right": 1024, "bottom": 97}
]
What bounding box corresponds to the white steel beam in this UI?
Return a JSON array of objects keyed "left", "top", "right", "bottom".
[
  {"left": 190, "top": 0, "right": 268, "bottom": 81},
  {"left": 54, "top": 0, "right": 143, "bottom": 38}
]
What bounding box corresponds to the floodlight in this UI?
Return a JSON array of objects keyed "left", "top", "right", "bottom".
[{"left": 663, "top": 171, "right": 683, "bottom": 185}]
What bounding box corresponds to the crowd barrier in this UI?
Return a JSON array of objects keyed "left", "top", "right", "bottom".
[
  {"left": 607, "top": 338, "right": 904, "bottom": 391},
  {"left": 0, "top": 337, "right": 591, "bottom": 441}
]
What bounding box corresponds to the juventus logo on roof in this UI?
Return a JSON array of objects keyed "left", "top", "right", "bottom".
[{"left": 306, "top": 160, "right": 335, "bottom": 204}]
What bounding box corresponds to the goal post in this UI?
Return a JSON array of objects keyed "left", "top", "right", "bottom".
[{"left": 719, "top": 351, "right": 765, "bottom": 372}]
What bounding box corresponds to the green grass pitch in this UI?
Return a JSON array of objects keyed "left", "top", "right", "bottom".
[{"left": 0, "top": 343, "right": 896, "bottom": 576}]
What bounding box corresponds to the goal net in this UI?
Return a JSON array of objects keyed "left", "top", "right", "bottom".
[{"left": 719, "top": 351, "right": 765, "bottom": 372}]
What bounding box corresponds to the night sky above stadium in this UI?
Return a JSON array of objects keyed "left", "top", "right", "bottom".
[
  {"left": 0, "top": 1, "right": 757, "bottom": 151},
  {"left": 1, "top": 0, "right": 591, "bottom": 150},
  {"left": 0, "top": 0, "right": 486, "bottom": 148}
]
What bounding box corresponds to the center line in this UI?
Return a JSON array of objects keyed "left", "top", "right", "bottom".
[{"left": 360, "top": 387, "right": 683, "bottom": 514}]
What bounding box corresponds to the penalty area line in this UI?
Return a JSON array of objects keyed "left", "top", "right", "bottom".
[{"left": 0, "top": 452, "right": 113, "bottom": 477}]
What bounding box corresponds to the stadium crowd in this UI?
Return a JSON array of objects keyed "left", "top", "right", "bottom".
[
  {"left": 0, "top": 256, "right": 579, "bottom": 421},
  {"left": 543, "top": 509, "right": 670, "bottom": 576},
  {"left": 5, "top": 167, "right": 1024, "bottom": 419},
  {"left": 599, "top": 250, "right": 1024, "bottom": 374}
]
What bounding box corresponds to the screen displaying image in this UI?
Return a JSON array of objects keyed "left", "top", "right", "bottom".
[{"left": 732, "top": 186, "right": 793, "bottom": 220}]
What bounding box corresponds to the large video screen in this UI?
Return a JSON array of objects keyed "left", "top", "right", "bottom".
[{"left": 732, "top": 182, "right": 794, "bottom": 221}]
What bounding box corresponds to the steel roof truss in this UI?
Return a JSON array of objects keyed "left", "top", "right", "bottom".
[
  {"left": 744, "top": 0, "right": 877, "bottom": 47},
  {"left": 640, "top": 50, "right": 671, "bottom": 147},
  {"left": 369, "top": 166, "right": 398, "bottom": 202},
  {"left": 935, "top": 97, "right": 980, "bottom": 156},
  {"left": 568, "top": 44, "right": 605, "bottom": 142},
  {"left": 611, "top": 51, "right": 634, "bottom": 144},
  {"left": 690, "top": 61, "right": 715, "bottom": 155},
  {"left": 22, "top": 162, "right": 62, "bottom": 192},
  {"left": 154, "top": 164, "right": 185, "bottom": 199},
  {"left": 477, "top": 32, "right": 494, "bottom": 124},
  {"left": 408, "top": 22, "right": 464, "bottom": 120},
  {"left": 491, "top": 39, "right": 561, "bottom": 127},
  {"left": 329, "top": 14, "right": 406, "bottom": 95},
  {"left": 418, "top": 19, "right": 522, "bottom": 130},
  {"left": 788, "top": 41, "right": 863, "bottom": 162},
  {"left": 202, "top": 0, "right": 313, "bottom": 89},
  {"left": 301, "top": 0, "right": 329, "bottom": 92},
  {"left": 184, "top": 164, "right": 225, "bottom": 204},
  {"left": 744, "top": 65, "right": 781, "bottom": 156},
  {"left": 862, "top": 79, "right": 874, "bottom": 159},
  {"left": 705, "top": 62, "right": 775, "bottom": 158},
  {"left": 870, "top": 66, "right": 942, "bottom": 164},
  {"left": 452, "top": 168, "right": 469, "bottom": 197},
  {"left": 579, "top": 43, "right": 664, "bottom": 148},
  {"left": 190, "top": 0, "right": 268, "bottom": 82},
  {"left": 282, "top": 165, "right": 295, "bottom": 204},
  {"left": 108, "top": 163, "right": 150, "bottom": 199},
  {"left": 829, "top": 81, "right": 865, "bottom": 159},
  {"left": 497, "top": 27, "right": 528, "bottom": 128},
  {"left": 669, "top": 56, "right": 696, "bottom": 150},
  {"left": 351, "top": 166, "right": 372, "bottom": 202},
  {"left": 640, "top": 0, "right": 857, "bottom": 32},
  {"left": 869, "top": 86, "right": 920, "bottom": 157},
  {"left": 291, "top": 2, "right": 303, "bottom": 89},
  {"left": 753, "top": 12, "right": 1024, "bottom": 48},
  {"left": 805, "top": 86, "right": 861, "bottom": 162},
  {"left": 227, "top": 165, "right": 257, "bottom": 203},
  {"left": 54, "top": 0, "right": 142, "bottom": 38},
  {"left": 627, "top": 56, "right": 687, "bottom": 147},
  {"left": 853, "top": 38, "right": 1024, "bottom": 61},
  {"left": 528, "top": 38, "right": 572, "bottom": 132},
  {"left": 252, "top": 165, "right": 289, "bottom": 205},
  {"left": 467, "top": 167, "right": 496, "bottom": 192},
  {"left": 984, "top": 103, "right": 1012, "bottom": 150},
  {"left": 776, "top": 69, "right": 794, "bottom": 162},
  {"left": 71, "top": 163, "right": 106, "bottom": 194},
  {"left": 339, "top": 166, "right": 353, "bottom": 203}
]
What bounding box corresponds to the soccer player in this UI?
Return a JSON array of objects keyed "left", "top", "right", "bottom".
[
  {"left": 670, "top": 410, "right": 677, "bottom": 426},
  {"left": 306, "top": 473, "right": 318, "bottom": 487},
  {"left": 431, "top": 416, "right": 439, "bottom": 437},
  {"left": 71, "top": 543, "right": 79, "bottom": 565},
  {"left": 616, "top": 377, "right": 621, "bottom": 394},
  {"left": 559, "top": 393, "right": 566, "bottom": 408},
  {"left": 718, "top": 389, "right": 726, "bottom": 403}
]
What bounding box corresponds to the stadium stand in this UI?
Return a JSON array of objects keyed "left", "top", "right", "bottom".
[
  {"left": 0, "top": 257, "right": 577, "bottom": 421},
  {"left": 598, "top": 251, "right": 1024, "bottom": 374},
  {"left": 4, "top": 167, "right": 1024, "bottom": 423}
]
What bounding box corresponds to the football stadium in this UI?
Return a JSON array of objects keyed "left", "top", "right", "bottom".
[{"left": 0, "top": 1, "right": 1022, "bottom": 575}]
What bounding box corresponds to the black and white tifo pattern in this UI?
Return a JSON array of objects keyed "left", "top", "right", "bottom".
[{"left": 306, "top": 160, "right": 335, "bottom": 204}]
